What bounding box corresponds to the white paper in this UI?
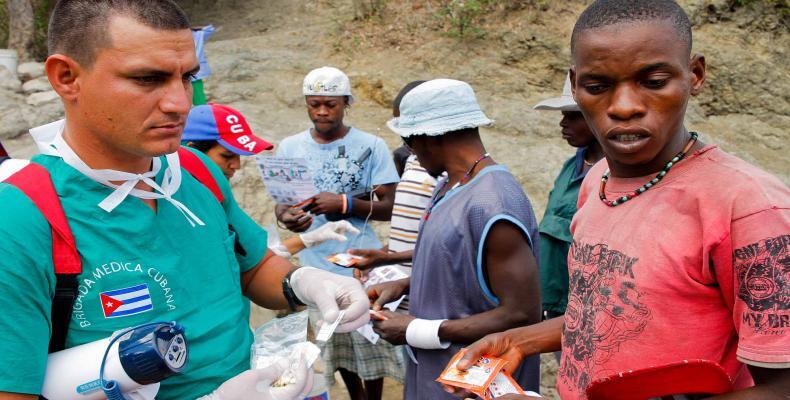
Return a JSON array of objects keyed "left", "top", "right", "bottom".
[
  {"left": 356, "top": 322, "right": 380, "bottom": 344},
  {"left": 255, "top": 156, "right": 318, "bottom": 205},
  {"left": 365, "top": 265, "right": 409, "bottom": 287},
  {"left": 316, "top": 310, "right": 345, "bottom": 342},
  {"left": 486, "top": 371, "right": 542, "bottom": 398},
  {"left": 365, "top": 265, "right": 409, "bottom": 311},
  {"left": 356, "top": 265, "right": 410, "bottom": 343}
]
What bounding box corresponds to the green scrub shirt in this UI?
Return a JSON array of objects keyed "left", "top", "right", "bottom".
[
  {"left": 0, "top": 147, "right": 267, "bottom": 399},
  {"left": 539, "top": 148, "right": 589, "bottom": 315}
]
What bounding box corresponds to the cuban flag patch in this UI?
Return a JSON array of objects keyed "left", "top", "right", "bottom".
[{"left": 100, "top": 283, "right": 153, "bottom": 318}]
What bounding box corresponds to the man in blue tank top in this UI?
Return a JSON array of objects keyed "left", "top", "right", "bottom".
[{"left": 367, "top": 79, "right": 542, "bottom": 398}]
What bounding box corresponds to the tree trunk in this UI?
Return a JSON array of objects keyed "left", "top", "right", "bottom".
[{"left": 7, "top": 0, "right": 35, "bottom": 62}]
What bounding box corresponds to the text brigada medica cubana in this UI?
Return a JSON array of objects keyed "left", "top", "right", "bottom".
[{"left": 71, "top": 261, "right": 178, "bottom": 328}]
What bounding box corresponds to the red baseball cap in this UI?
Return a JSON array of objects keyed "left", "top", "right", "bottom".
[{"left": 183, "top": 104, "right": 274, "bottom": 155}]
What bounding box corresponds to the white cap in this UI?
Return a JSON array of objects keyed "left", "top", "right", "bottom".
[
  {"left": 533, "top": 73, "right": 579, "bottom": 112},
  {"left": 302, "top": 66, "right": 354, "bottom": 105},
  {"left": 386, "top": 79, "right": 494, "bottom": 138}
]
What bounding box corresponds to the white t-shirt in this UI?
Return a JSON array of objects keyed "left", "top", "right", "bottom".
[
  {"left": 0, "top": 159, "right": 30, "bottom": 182},
  {"left": 388, "top": 155, "right": 437, "bottom": 271}
]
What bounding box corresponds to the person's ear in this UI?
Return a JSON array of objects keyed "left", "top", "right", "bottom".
[
  {"left": 689, "top": 54, "right": 706, "bottom": 96},
  {"left": 45, "top": 54, "right": 83, "bottom": 102}
]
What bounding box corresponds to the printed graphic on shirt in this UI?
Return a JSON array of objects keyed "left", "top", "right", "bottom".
[
  {"left": 560, "top": 240, "right": 651, "bottom": 393},
  {"left": 313, "top": 149, "right": 369, "bottom": 194},
  {"left": 735, "top": 234, "right": 790, "bottom": 335},
  {"left": 100, "top": 283, "right": 153, "bottom": 318},
  {"left": 71, "top": 260, "right": 178, "bottom": 328}
]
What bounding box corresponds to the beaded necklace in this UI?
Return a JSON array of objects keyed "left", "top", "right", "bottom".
[
  {"left": 599, "top": 132, "right": 698, "bottom": 207},
  {"left": 423, "top": 153, "right": 490, "bottom": 221}
]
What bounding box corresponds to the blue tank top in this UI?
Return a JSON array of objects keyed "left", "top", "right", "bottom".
[{"left": 406, "top": 165, "right": 541, "bottom": 399}]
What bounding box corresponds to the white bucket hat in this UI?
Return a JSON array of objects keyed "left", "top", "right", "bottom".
[
  {"left": 533, "top": 73, "right": 579, "bottom": 112},
  {"left": 302, "top": 66, "right": 355, "bottom": 105},
  {"left": 387, "top": 79, "right": 494, "bottom": 138}
]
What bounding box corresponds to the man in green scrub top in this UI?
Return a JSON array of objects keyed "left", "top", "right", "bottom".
[
  {"left": 0, "top": 1, "right": 369, "bottom": 399},
  {"left": 533, "top": 74, "right": 603, "bottom": 330}
]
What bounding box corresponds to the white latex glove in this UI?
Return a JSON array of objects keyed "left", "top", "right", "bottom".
[
  {"left": 290, "top": 267, "right": 370, "bottom": 332},
  {"left": 270, "top": 243, "right": 292, "bottom": 258},
  {"left": 199, "top": 358, "right": 312, "bottom": 400},
  {"left": 298, "top": 221, "right": 360, "bottom": 248}
]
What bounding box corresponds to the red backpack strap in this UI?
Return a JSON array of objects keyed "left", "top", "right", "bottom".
[
  {"left": 4, "top": 163, "right": 81, "bottom": 353},
  {"left": 178, "top": 147, "right": 224, "bottom": 203},
  {"left": 5, "top": 164, "right": 81, "bottom": 274}
]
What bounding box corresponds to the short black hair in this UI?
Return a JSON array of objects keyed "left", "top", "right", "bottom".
[
  {"left": 48, "top": 0, "right": 191, "bottom": 67},
  {"left": 186, "top": 140, "right": 218, "bottom": 154},
  {"left": 571, "top": 0, "right": 692, "bottom": 56},
  {"left": 393, "top": 80, "right": 427, "bottom": 114},
  {"left": 392, "top": 145, "right": 412, "bottom": 177}
]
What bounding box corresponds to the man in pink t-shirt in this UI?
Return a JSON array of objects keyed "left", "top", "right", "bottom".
[
  {"left": 446, "top": 0, "right": 789, "bottom": 398},
  {"left": 559, "top": 146, "right": 787, "bottom": 397}
]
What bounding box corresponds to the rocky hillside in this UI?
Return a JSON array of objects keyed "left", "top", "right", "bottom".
[
  {"left": 179, "top": 0, "right": 788, "bottom": 226},
  {"left": 3, "top": 0, "right": 787, "bottom": 221}
]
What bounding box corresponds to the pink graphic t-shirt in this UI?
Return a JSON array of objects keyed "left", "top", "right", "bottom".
[{"left": 558, "top": 145, "right": 789, "bottom": 399}]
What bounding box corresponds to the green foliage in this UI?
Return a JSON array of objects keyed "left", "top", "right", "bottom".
[
  {"left": 434, "top": 0, "right": 489, "bottom": 39},
  {"left": 434, "top": 0, "right": 551, "bottom": 39},
  {"left": 31, "top": 0, "right": 56, "bottom": 60}
]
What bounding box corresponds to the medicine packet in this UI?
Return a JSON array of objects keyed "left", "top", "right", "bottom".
[
  {"left": 436, "top": 351, "right": 507, "bottom": 395},
  {"left": 326, "top": 253, "right": 363, "bottom": 267},
  {"left": 250, "top": 311, "right": 321, "bottom": 387}
]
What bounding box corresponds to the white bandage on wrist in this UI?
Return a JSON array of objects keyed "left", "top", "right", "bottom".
[{"left": 406, "top": 318, "right": 450, "bottom": 350}]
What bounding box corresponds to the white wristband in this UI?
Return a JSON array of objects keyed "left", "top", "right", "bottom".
[{"left": 406, "top": 318, "right": 451, "bottom": 350}]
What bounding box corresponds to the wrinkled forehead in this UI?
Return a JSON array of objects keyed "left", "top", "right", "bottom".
[{"left": 572, "top": 21, "right": 689, "bottom": 76}]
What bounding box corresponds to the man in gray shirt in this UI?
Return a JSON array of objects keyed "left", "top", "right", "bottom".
[{"left": 367, "top": 79, "right": 542, "bottom": 399}]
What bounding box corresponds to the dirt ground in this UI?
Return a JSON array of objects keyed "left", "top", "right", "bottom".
[{"left": 2, "top": 1, "right": 786, "bottom": 399}]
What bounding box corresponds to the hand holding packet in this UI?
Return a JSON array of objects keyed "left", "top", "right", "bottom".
[
  {"left": 250, "top": 311, "right": 320, "bottom": 390},
  {"left": 437, "top": 351, "right": 507, "bottom": 394},
  {"left": 438, "top": 351, "right": 538, "bottom": 398},
  {"left": 327, "top": 253, "right": 363, "bottom": 267}
]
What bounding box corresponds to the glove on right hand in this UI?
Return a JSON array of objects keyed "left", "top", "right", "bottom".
[{"left": 200, "top": 357, "right": 312, "bottom": 400}]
